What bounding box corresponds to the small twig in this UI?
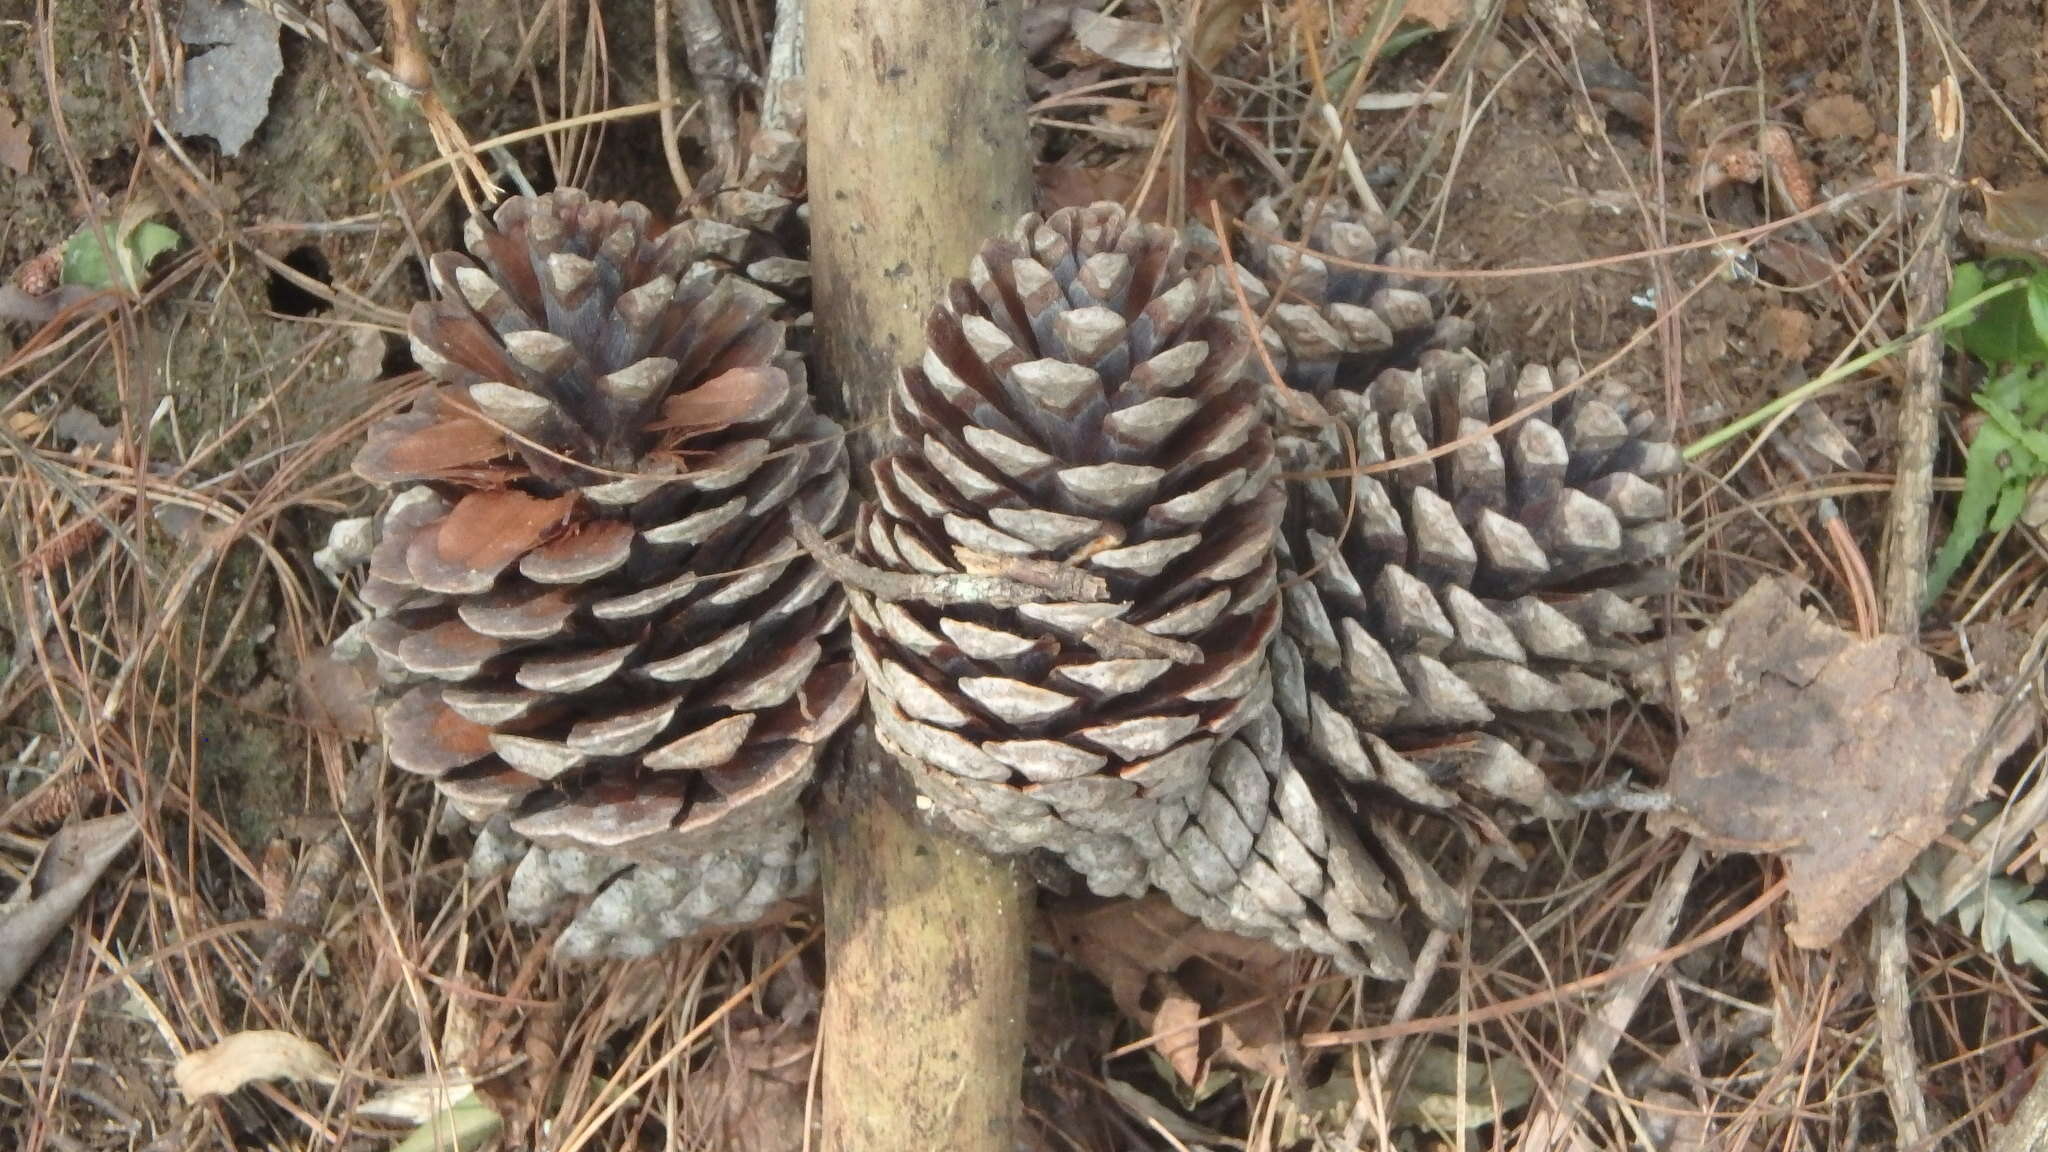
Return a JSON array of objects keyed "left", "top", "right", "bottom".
[
  {"left": 653, "top": 0, "right": 695, "bottom": 202},
  {"left": 1514, "top": 839, "right": 1702, "bottom": 1148},
  {"left": 674, "top": 0, "right": 754, "bottom": 188},
  {"left": 1878, "top": 68, "right": 1965, "bottom": 629},
  {"left": 759, "top": 0, "right": 807, "bottom": 141},
  {"left": 1871, "top": 882, "right": 1932, "bottom": 1148},
  {"left": 952, "top": 546, "right": 1111, "bottom": 602},
  {"left": 789, "top": 511, "right": 1109, "bottom": 608},
  {"left": 256, "top": 750, "right": 381, "bottom": 991},
  {"left": 1080, "top": 618, "right": 1202, "bottom": 665}
]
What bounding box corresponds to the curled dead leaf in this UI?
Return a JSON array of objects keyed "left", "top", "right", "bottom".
[
  {"left": 0, "top": 813, "right": 139, "bottom": 1002},
  {"left": 1070, "top": 9, "right": 1177, "bottom": 70},
  {"left": 1049, "top": 894, "right": 1292, "bottom": 1087},
  {"left": 173, "top": 1029, "right": 341, "bottom": 1101}
]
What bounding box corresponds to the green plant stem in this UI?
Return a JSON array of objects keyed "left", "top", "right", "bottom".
[{"left": 1682, "top": 278, "right": 2029, "bottom": 461}]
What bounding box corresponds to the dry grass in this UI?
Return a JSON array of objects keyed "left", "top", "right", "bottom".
[{"left": 2, "top": 0, "right": 2046, "bottom": 1148}]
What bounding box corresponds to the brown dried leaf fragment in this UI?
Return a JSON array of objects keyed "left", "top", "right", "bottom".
[
  {"left": 0, "top": 99, "right": 29, "bottom": 175},
  {"left": 0, "top": 814, "right": 138, "bottom": 1001},
  {"left": 1048, "top": 894, "right": 1291, "bottom": 1087},
  {"left": 1657, "top": 577, "right": 2026, "bottom": 948}
]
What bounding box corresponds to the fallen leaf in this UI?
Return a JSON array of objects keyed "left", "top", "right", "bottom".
[
  {"left": 1071, "top": 9, "right": 1177, "bottom": 69},
  {"left": 1802, "top": 93, "right": 1874, "bottom": 141},
  {"left": 0, "top": 813, "right": 139, "bottom": 1001},
  {"left": 358, "top": 1071, "right": 481, "bottom": 1125},
  {"left": 61, "top": 209, "right": 183, "bottom": 294},
  {"left": 1049, "top": 894, "right": 1292, "bottom": 1086},
  {"left": 1275, "top": 1044, "right": 1535, "bottom": 1143},
  {"left": 1150, "top": 977, "right": 1204, "bottom": 1088},
  {"left": 295, "top": 644, "right": 380, "bottom": 739},
  {"left": 1656, "top": 577, "right": 2026, "bottom": 947},
  {"left": 389, "top": 1086, "right": 502, "bottom": 1152},
  {"left": 1391, "top": 1045, "right": 1536, "bottom": 1132},
  {"left": 173, "top": 1030, "right": 341, "bottom": 1101},
  {"left": 685, "top": 1024, "right": 813, "bottom": 1152},
  {"left": 172, "top": 0, "right": 284, "bottom": 157},
  {"left": 0, "top": 99, "right": 30, "bottom": 175}
]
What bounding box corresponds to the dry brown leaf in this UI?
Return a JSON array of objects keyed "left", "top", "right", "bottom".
[
  {"left": 173, "top": 1030, "right": 341, "bottom": 1101},
  {"left": 435, "top": 490, "right": 577, "bottom": 574},
  {"left": 656, "top": 365, "right": 789, "bottom": 433},
  {"left": 295, "top": 643, "right": 380, "bottom": 739},
  {"left": 1656, "top": 577, "right": 2026, "bottom": 947},
  {"left": 1150, "top": 976, "right": 1204, "bottom": 1087},
  {"left": 0, "top": 813, "right": 138, "bottom": 1001},
  {"left": 686, "top": 1024, "right": 813, "bottom": 1152},
  {"left": 1402, "top": 0, "right": 1467, "bottom": 32},
  {"left": 1985, "top": 178, "right": 2048, "bottom": 240},
  {"left": 1048, "top": 894, "right": 1292, "bottom": 1085},
  {"left": 0, "top": 99, "right": 28, "bottom": 175},
  {"left": 1070, "top": 9, "right": 1176, "bottom": 69}
]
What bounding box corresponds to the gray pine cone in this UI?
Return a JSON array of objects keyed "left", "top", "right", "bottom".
[{"left": 1178, "top": 197, "right": 1680, "bottom": 977}]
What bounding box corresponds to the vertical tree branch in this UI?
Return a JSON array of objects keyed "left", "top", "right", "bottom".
[{"left": 806, "top": 0, "right": 1033, "bottom": 1148}]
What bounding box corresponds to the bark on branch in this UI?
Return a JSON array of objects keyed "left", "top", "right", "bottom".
[{"left": 806, "top": 0, "right": 1034, "bottom": 1147}]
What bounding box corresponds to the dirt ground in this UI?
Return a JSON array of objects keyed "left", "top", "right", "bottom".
[{"left": 4, "top": 0, "right": 2048, "bottom": 1148}]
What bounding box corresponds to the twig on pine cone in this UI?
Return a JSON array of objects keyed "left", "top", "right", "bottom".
[{"left": 790, "top": 511, "right": 1110, "bottom": 608}]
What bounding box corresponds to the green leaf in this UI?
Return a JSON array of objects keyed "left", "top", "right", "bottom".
[
  {"left": 390, "top": 1087, "right": 501, "bottom": 1152},
  {"left": 60, "top": 216, "right": 183, "bottom": 293},
  {"left": 1926, "top": 422, "right": 2020, "bottom": 605},
  {"left": 1946, "top": 263, "right": 2048, "bottom": 366}
]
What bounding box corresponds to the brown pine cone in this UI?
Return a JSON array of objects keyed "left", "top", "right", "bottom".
[
  {"left": 849, "top": 202, "right": 1283, "bottom": 898},
  {"left": 677, "top": 129, "right": 812, "bottom": 340},
  {"left": 353, "top": 189, "right": 859, "bottom": 959}
]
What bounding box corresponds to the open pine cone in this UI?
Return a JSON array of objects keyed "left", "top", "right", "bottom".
[
  {"left": 848, "top": 202, "right": 1284, "bottom": 899},
  {"left": 353, "top": 190, "right": 858, "bottom": 959},
  {"left": 675, "top": 129, "right": 813, "bottom": 339},
  {"left": 1194, "top": 196, "right": 1477, "bottom": 392},
  {"left": 1157, "top": 199, "right": 1681, "bottom": 977}
]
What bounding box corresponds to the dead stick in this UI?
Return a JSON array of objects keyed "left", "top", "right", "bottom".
[
  {"left": 789, "top": 511, "right": 1107, "bottom": 607},
  {"left": 1871, "top": 13, "right": 1964, "bottom": 1142},
  {"left": 1511, "top": 839, "right": 1701, "bottom": 1148},
  {"left": 807, "top": 0, "right": 1035, "bottom": 1145}
]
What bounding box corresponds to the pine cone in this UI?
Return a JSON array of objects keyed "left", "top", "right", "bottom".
[
  {"left": 353, "top": 189, "right": 859, "bottom": 959},
  {"left": 849, "top": 202, "right": 1284, "bottom": 898},
  {"left": 1139, "top": 200, "right": 1680, "bottom": 979},
  {"left": 678, "top": 129, "right": 812, "bottom": 339},
  {"left": 1194, "top": 196, "right": 1477, "bottom": 395}
]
